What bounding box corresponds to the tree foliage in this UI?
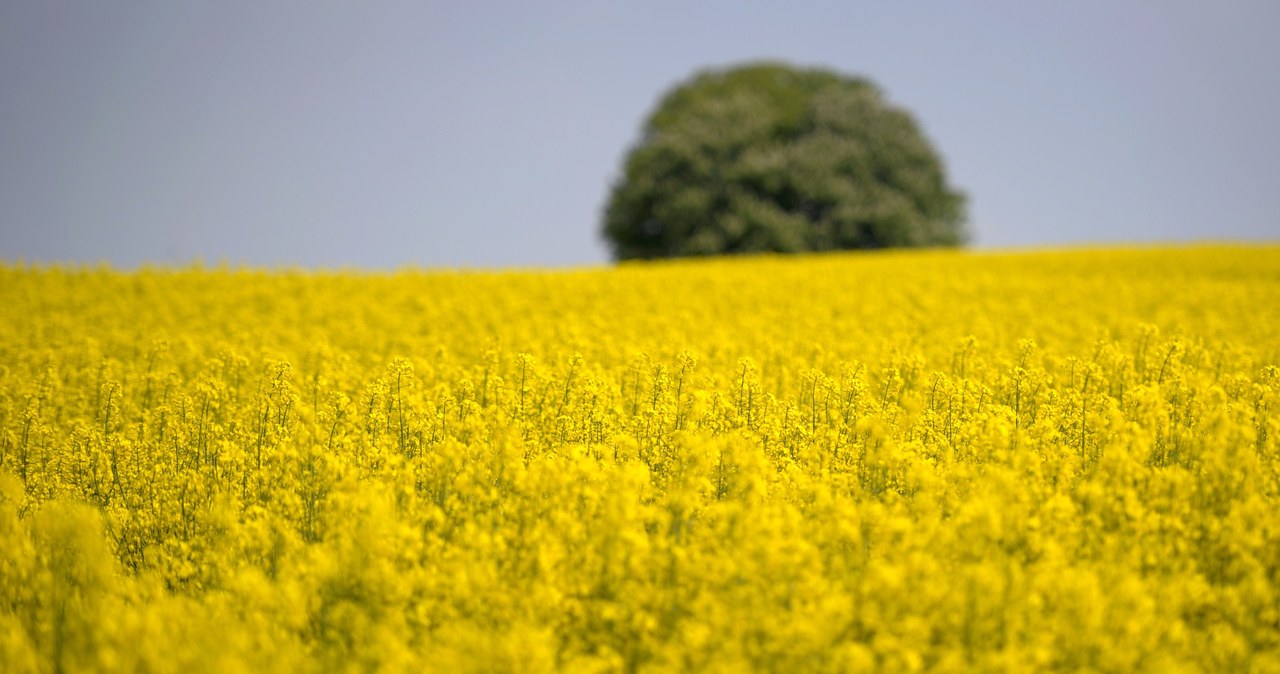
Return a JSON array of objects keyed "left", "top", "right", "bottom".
[{"left": 603, "top": 62, "right": 968, "bottom": 260}]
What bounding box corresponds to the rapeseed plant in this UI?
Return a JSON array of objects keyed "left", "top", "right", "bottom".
[{"left": 0, "top": 246, "right": 1277, "bottom": 672}]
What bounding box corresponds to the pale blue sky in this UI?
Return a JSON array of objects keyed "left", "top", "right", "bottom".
[{"left": 2, "top": 2, "right": 1277, "bottom": 268}]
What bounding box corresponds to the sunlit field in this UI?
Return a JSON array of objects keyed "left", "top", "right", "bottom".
[{"left": 2, "top": 245, "right": 1278, "bottom": 673}]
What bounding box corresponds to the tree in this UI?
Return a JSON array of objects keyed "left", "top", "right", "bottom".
[{"left": 602, "top": 62, "right": 968, "bottom": 260}]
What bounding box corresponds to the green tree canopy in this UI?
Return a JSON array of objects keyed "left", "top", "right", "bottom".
[{"left": 602, "top": 62, "right": 968, "bottom": 260}]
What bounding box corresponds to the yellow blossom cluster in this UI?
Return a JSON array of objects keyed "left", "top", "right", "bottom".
[{"left": 1, "top": 245, "right": 1278, "bottom": 673}]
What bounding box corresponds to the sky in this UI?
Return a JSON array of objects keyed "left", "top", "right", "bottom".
[{"left": 1, "top": 2, "right": 1277, "bottom": 269}]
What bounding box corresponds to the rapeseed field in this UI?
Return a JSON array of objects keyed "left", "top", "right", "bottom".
[{"left": 1, "top": 245, "right": 1278, "bottom": 673}]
